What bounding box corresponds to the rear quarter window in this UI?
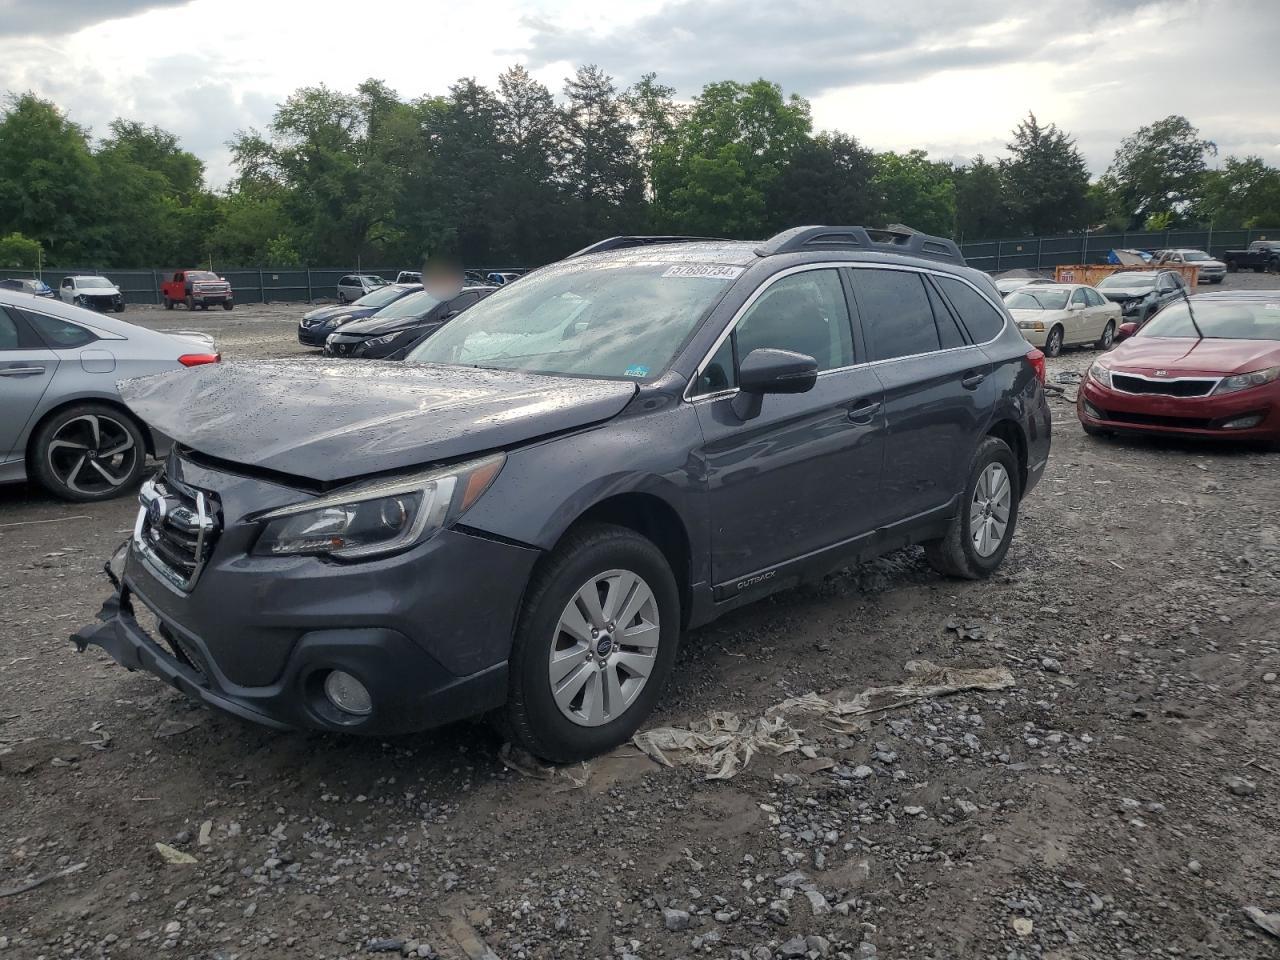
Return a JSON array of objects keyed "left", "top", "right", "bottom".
[
  {"left": 935, "top": 276, "right": 1006, "bottom": 343},
  {"left": 25, "top": 311, "right": 98, "bottom": 349}
]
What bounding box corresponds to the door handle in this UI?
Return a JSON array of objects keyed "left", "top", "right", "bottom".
[
  {"left": 847, "top": 399, "right": 881, "bottom": 423},
  {"left": 0, "top": 365, "right": 45, "bottom": 376},
  {"left": 961, "top": 372, "right": 986, "bottom": 389}
]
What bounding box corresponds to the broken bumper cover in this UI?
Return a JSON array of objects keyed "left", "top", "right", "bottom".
[{"left": 70, "top": 535, "right": 527, "bottom": 735}]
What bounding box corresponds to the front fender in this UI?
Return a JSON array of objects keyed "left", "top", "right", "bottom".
[{"left": 459, "top": 397, "right": 709, "bottom": 577}]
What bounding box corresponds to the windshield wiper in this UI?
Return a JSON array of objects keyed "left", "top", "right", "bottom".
[{"left": 1178, "top": 288, "right": 1205, "bottom": 340}]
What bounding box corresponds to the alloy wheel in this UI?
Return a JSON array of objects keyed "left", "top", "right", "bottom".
[
  {"left": 548, "top": 568, "right": 661, "bottom": 727},
  {"left": 969, "top": 462, "right": 1011, "bottom": 558},
  {"left": 1046, "top": 327, "right": 1063, "bottom": 357},
  {"left": 46, "top": 414, "right": 138, "bottom": 497}
]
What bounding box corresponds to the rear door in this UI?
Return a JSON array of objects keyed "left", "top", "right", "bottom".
[
  {"left": 0, "top": 306, "right": 59, "bottom": 466},
  {"left": 691, "top": 266, "right": 886, "bottom": 591},
  {"left": 850, "top": 267, "right": 991, "bottom": 527}
]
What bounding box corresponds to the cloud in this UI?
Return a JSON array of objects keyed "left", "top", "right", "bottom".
[{"left": 0, "top": 0, "right": 192, "bottom": 36}]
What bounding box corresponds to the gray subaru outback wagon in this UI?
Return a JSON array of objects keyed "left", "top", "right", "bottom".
[{"left": 74, "top": 226, "right": 1051, "bottom": 761}]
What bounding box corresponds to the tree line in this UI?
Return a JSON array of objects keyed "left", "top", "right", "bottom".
[{"left": 1, "top": 67, "right": 1279, "bottom": 271}]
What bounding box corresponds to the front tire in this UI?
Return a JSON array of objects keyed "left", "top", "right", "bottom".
[
  {"left": 1096, "top": 320, "right": 1115, "bottom": 349},
  {"left": 223, "top": 301, "right": 234, "bottom": 311},
  {"left": 30, "top": 404, "right": 147, "bottom": 502},
  {"left": 164, "top": 297, "right": 174, "bottom": 310},
  {"left": 925, "top": 436, "right": 1020, "bottom": 580},
  {"left": 1044, "top": 325, "right": 1064, "bottom": 358},
  {"left": 503, "top": 523, "right": 681, "bottom": 762},
  {"left": 185, "top": 295, "right": 194, "bottom": 311}
]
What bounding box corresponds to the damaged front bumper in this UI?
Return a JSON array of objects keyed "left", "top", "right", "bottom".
[{"left": 70, "top": 534, "right": 524, "bottom": 736}]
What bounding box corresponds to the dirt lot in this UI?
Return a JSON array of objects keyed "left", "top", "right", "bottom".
[{"left": 2, "top": 281, "right": 1279, "bottom": 960}]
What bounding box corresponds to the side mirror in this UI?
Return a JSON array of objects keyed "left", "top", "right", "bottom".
[
  {"left": 1116, "top": 322, "right": 1138, "bottom": 342},
  {"left": 731, "top": 348, "right": 818, "bottom": 420},
  {"left": 1068, "top": 301, "right": 1084, "bottom": 311}
]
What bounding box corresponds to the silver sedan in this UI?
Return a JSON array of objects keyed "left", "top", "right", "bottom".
[{"left": 0, "top": 292, "right": 218, "bottom": 501}]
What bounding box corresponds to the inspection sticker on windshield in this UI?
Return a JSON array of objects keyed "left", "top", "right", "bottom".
[
  {"left": 623, "top": 364, "right": 650, "bottom": 378},
  {"left": 662, "top": 264, "right": 744, "bottom": 280}
]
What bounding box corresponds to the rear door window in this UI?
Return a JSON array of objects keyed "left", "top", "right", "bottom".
[
  {"left": 933, "top": 276, "right": 1007, "bottom": 343},
  {"left": 24, "top": 311, "right": 97, "bottom": 349},
  {"left": 853, "top": 269, "right": 940, "bottom": 361}
]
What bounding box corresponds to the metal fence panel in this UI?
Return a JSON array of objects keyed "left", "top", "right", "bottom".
[{"left": 961, "top": 227, "right": 1280, "bottom": 273}]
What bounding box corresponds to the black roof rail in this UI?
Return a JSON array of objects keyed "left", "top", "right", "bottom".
[
  {"left": 755, "top": 224, "right": 965, "bottom": 266},
  {"left": 567, "top": 236, "right": 731, "bottom": 259}
]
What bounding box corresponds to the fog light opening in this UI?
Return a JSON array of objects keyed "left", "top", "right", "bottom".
[
  {"left": 324, "top": 670, "right": 372, "bottom": 716},
  {"left": 1220, "top": 414, "right": 1263, "bottom": 430},
  {"left": 1083, "top": 401, "right": 1105, "bottom": 420}
]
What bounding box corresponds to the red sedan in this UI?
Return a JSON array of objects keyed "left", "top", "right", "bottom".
[{"left": 1077, "top": 290, "right": 1280, "bottom": 445}]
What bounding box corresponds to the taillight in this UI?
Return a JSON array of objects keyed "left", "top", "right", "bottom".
[
  {"left": 179, "top": 353, "right": 220, "bottom": 367},
  {"left": 1026, "top": 348, "right": 1046, "bottom": 385}
]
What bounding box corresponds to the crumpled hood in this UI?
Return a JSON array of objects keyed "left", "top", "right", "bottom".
[
  {"left": 119, "top": 360, "right": 638, "bottom": 483},
  {"left": 1101, "top": 287, "right": 1153, "bottom": 302}
]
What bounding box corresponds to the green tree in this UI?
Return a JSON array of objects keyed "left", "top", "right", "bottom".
[
  {"left": 563, "top": 65, "right": 643, "bottom": 238},
  {"left": 624, "top": 73, "right": 682, "bottom": 199},
  {"left": 653, "top": 79, "right": 811, "bottom": 236},
  {"left": 0, "top": 93, "right": 100, "bottom": 262},
  {"left": 873, "top": 150, "right": 956, "bottom": 236},
  {"left": 1194, "top": 156, "right": 1280, "bottom": 228},
  {"left": 494, "top": 66, "right": 570, "bottom": 260},
  {"left": 1102, "top": 115, "right": 1216, "bottom": 229},
  {"left": 0, "top": 231, "right": 42, "bottom": 269},
  {"left": 953, "top": 156, "right": 1014, "bottom": 241},
  {"left": 765, "top": 132, "right": 880, "bottom": 231},
  {"left": 99, "top": 120, "right": 205, "bottom": 202},
  {"left": 1000, "top": 112, "right": 1090, "bottom": 235}
]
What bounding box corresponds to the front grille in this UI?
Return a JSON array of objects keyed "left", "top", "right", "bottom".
[
  {"left": 134, "top": 475, "right": 220, "bottom": 591},
  {"left": 1112, "top": 374, "right": 1216, "bottom": 397}
]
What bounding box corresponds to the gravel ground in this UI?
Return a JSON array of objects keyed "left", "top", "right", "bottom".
[{"left": 1, "top": 277, "right": 1278, "bottom": 959}]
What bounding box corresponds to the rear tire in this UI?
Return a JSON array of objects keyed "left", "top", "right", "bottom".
[
  {"left": 502, "top": 523, "right": 681, "bottom": 763},
  {"left": 924, "top": 436, "right": 1020, "bottom": 580},
  {"left": 30, "top": 403, "right": 147, "bottom": 503},
  {"left": 164, "top": 297, "right": 174, "bottom": 310},
  {"left": 1096, "top": 320, "right": 1115, "bottom": 350},
  {"left": 1044, "top": 325, "right": 1064, "bottom": 358}
]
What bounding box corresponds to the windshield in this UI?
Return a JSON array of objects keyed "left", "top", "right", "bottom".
[
  {"left": 356, "top": 284, "right": 416, "bottom": 308},
  {"left": 79, "top": 277, "right": 113, "bottom": 289},
  {"left": 406, "top": 259, "right": 739, "bottom": 379},
  {"left": 1006, "top": 288, "right": 1071, "bottom": 310},
  {"left": 1140, "top": 300, "right": 1280, "bottom": 341},
  {"left": 1098, "top": 273, "right": 1156, "bottom": 289},
  {"left": 1180, "top": 250, "right": 1211, "bottom": 262},
  {"left": 371, "top": 288, "right": 440, "bottom": 320},
  {"left": 189, "top": 271, "right": 219, "bottom": 281},
  {"left": 360, "top": 275, "right": 387, "bottom": 286}
]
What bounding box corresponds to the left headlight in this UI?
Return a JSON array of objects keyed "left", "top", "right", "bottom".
[
  {"left": 1212, "top": 365, "right": 1280, "bottom": 396},
  {"left": 250, "top": 454, "right": 505, "bottom": 560}
]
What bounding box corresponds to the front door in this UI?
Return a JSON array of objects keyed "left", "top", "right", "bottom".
[{"left": 691, "top": 268, "right": 887, "bottom": 593}]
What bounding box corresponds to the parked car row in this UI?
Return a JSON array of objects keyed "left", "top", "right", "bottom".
[{"left": 298, "top": 282, "right": 497, "bottom": 358}]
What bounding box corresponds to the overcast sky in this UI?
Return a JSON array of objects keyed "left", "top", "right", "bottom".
[{"left": 2, "top": 0, "right": 1276, "bottom": 187}]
